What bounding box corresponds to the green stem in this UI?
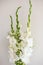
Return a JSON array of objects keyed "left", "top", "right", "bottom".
[
  {"left": 15, "top": 6, "right": 22, "bottom": 43},
  {"left": 10, "top": 16, "right": 14, "bottom": 33},
  {"left": 27, "top": 0, "right": 32, "bottom": 27},
  {"left": 16, "top": 6, "right": 21, "bottom": 32}
]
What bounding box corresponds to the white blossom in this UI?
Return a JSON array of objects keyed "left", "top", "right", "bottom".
[
  {"left": 7, "top": 35, "right": 16, "bottom": 45},
  {"left": 26, "top": 37, "right": 33, "bottom": 47}
]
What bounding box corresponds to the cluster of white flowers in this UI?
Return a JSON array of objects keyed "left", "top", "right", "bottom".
[
  {"left": 7, "top": 27, "right": 33, "bottom": 65},
  {"left": 7, "top": 0, "right": 33, "bottom": 64}
]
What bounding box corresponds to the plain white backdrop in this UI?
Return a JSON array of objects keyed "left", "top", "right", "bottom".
[{"left": 0, "top": 0, "right": 43, "bottom": 65}]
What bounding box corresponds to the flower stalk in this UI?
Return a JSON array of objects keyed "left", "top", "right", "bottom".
[{"left": 7, "top": 0, "right": 33, "bottom": 65}]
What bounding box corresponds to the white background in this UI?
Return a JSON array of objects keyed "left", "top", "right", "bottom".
[{"left": 0, "top": 0, "right": 43, "bottom": 65}]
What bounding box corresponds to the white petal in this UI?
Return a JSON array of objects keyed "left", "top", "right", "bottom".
[
  {"left": 21, "top": 55, "right": 30, "bottom": 64},
  {"left": 9, "top": 57, "right": 15, "bottom": 63},
  {"left": 7, "top": 35, "right": 10, "bottom": 39},
  {"left": 9, "top": 37, "right": 16, "bottom": 45},
  {"left": 26, "top": 37, "right": 33, "bottom": 47}
]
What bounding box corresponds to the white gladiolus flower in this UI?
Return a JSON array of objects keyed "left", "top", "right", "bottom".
[
  {"left": 9, "top": 37, "right": 16, "bottom": 44},
  {"left": 7, "top": 35, "right": 16, "bottom": 45},
  {"left": 21, "top": 55, "right": 30, "bottom": 65},
  {"left": 24, "top": 43, "right": 33, "bottom": 57},
  {"left": 24, "top": 47, "right": 33, "bottom": 57},
  {"left": 9, "top": 53, "right": 15, "bottom": 63},
  {"left": 21, "top": 42, "right": 33, "bottom": 65},
  {"left": 26, "top": 37, "right": 33, "bottom": 47},
  {"left": 8, "top": 46, "right": 18, "bottom": 63},
  {"left": 20, "top": 34, "right": 33, "bottom": 64},
  {"left": 9, "top": 50, "right": 14, "bottom": 63}
]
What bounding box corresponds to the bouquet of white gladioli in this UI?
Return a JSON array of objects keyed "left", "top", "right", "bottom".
[{"left": 7, "top": 0, "right": 33, "bottom": 65}]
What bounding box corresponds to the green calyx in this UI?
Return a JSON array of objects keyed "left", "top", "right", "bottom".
[
  {"left": 16, "top": 49, "right": 22, "bottom": 57},
  {"left": 15, "top": 59, "right": 25, "bottom": 65}
]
